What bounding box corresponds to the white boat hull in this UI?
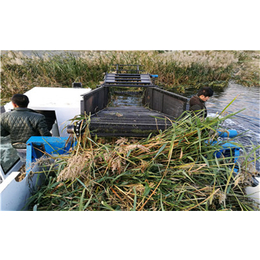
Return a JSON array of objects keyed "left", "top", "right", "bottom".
[{"left": 245, "top": 177, "right": 260, "bottom": 208}]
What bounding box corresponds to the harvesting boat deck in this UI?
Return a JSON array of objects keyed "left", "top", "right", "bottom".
[
  {"left": 89, "top": 105, "right": 175, "bottom": 137},
  {"left": 79, "top": 65, "right": 189, "bottom": 137}
]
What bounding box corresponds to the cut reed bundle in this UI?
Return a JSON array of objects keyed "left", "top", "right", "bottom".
[{"left": 27, "top": 111, "right": 260, "bottom": 211}]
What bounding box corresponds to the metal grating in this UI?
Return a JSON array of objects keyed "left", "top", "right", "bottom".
[{"left": 104, "top": 64, "right": 154, "bottom": 87}]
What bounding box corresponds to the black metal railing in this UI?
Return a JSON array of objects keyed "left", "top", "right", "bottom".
[
  {"left": 143, "top": 87, "right": 189, "bottom": 119},
  {"left": 80, "top": 86, "right": 109, "bottom": 115}
]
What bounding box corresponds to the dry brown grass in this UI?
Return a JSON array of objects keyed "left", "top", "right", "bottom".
[{"left": 1, "top": 50, "right": 259, "bottom": 104}]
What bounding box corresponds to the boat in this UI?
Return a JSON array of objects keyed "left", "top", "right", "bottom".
[{"left": 1, "top": 65, "right": 259, "bottom": 210}]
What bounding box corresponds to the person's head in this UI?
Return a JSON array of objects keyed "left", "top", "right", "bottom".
[
  {"left": 11, "top": 94, "right": 29, "bottom": 108},
  {"left": 197, "top": 87, "right": 214, "bottom": 102}
]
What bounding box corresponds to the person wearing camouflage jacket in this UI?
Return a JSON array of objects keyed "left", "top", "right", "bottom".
[{"left": 0, "top": 94, "right": 51, "bottom": 149}]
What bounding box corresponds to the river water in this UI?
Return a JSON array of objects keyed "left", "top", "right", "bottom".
[{"left": 183, "top": 82, "right": 260, "bottom": 170}]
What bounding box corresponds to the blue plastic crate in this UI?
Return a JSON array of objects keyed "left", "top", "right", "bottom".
[{"left": 25, "top": 136, "right": 76, "bottom": 175}]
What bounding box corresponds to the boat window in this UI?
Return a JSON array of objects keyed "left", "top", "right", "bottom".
[
  {"left": 36, "top": 110, "right": 59, "bottom": 136},
  {"left": 35, "top": 110, "right": 56, "bottom": 131},
  {"left": 0, "top": 136, "right": 20, "bottom": 174}
]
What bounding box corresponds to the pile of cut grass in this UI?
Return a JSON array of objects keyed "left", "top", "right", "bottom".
[{"left": 27, "top": 111, "right": 260, "bottom": 211}]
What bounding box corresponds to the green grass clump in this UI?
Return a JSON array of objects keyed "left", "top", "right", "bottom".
[{"left": 26, "top": 111, "right": 260, "bottom": 211}]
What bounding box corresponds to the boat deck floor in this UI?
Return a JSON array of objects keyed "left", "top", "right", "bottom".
[{"left": 89, "top": 105, "right": 175, "bottom": 137}]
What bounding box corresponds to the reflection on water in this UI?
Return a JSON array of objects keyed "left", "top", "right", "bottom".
[
  {"left": 110, "top": 93, "right": 143, "bottom": 107},
  {"left": 207, "top": 83, "right": 260, "bottom": 151},
  {"left": 207, "top": 83, "right": 260, "bottom": 128}
]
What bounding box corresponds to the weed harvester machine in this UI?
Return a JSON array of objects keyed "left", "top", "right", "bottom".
[
  {"left": 70, "top": 64, "right": 189, "bottom": 137},
  {"left": 0, "top": 65, "right": 259, "bottom": 210}
]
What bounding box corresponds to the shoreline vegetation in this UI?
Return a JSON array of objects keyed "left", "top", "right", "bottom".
[
  {"left": 1, "top": 50, "right": 259, "bottom": 104},
  {"left": 1, "top": 50, "right": 259, "bottom": 211}
]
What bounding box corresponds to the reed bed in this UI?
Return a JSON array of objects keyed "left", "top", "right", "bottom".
[
  {"left": 1, "top": 50, "right": 259, "bottom": 103},
  {"left": 26, "top": 111, "right": 260, "bottom": 211}
]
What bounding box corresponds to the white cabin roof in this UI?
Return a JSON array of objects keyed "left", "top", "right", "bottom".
[{"left": 4, "top": 87, "right": 91, "bottom": 111}]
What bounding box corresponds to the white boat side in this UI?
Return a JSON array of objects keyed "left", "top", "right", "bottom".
[
  {"left": 245, "top": 177, "right": 260, "bottom": 206},
  {"left": 0, "top": 86, "right": 91, "bottom": 210}
]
